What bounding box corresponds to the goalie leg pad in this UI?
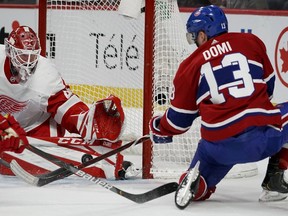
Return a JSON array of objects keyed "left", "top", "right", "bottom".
[{"left": 0, "top": 152, "right": 49, "bottom": 176}]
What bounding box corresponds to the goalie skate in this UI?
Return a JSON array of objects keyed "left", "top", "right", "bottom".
[
  {"left": 118, "top": 161, "right": 141, "bottom": 180},
  {"left": 175, "top": 161, "right": 200, "bottom": 210}
]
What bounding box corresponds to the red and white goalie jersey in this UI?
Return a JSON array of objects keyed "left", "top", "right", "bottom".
[
  {"left": 158, "top": 32, "right": 282, "bottom": 142},
  {"left": 0, "top": 44, "right": 130, "bottom": 179},
  {"left": 0, "top": 44, "right": 88, "bottom": 137}
]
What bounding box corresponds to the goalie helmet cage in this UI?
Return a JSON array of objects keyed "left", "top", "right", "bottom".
[{"left": 38, "top": 0, "right": 257, "bottom": 180}]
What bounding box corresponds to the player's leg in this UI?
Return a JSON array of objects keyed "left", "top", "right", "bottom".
[
  {"left": 189, "top": 128, "right": 266, "bottom": 190},
  {"left": 259, "top": 149, "right": 288, "bottom": 201},
  {"left": 175, "top": 138, "right": 234, "bottom": 209},
  {"left": 176, "top": 126, "right": 280, "bottom": 207},
  {"left": 261, "top": 146, "right": 288, "bottom": 192},
  {"left": 260, "top": 102, "right": 288, "bottom": 201},
  {"left": 259, "top": 146, "right": 288, "bottom": 201},
  {"left": 176, "top": 164, "right": 216, "bottom": 203}
]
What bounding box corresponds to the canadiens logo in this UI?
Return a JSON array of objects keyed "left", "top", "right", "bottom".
[
  {"left": 195, "top": 10, "right": 201, "bottom": 16},
  {"left": 275, "top": 27, "right": 288, "bottom": 87},
  {"left": 0, "top": 95, "right": 28, "bottom": 113},
  {"left": 10, "top": 76, "right": 17, "bottom": 83}
]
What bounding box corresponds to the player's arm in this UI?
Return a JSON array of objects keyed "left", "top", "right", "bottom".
[
  {"left": 254, "top": 34, "right": 275, "bottom": 100},
  {"left": 150, "top": 66, "right": 199, "bottom": 143},
  {"left": 150, "top": 106, "right": 198, "bottom": 143},
  {"left": 47, "top": 88, "right": 125, "bottom": 144},
  {"left": 0, "top": 114, "right": 28, "bottom": 153}
]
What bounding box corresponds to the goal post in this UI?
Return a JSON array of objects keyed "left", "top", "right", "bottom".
[
  {"left": 142, "top": 0, "right": 154, "bottom": 179},
  {"left": 38, "top": 0, "right": 257, "bottom": 180},
  {"left": 38, "top": 0, "right": 155, "bottom": 179}
]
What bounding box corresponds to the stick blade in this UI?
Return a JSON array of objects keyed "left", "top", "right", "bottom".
[
  {"left": 127, "top": 182, "right": 179, "bottom": 204},
  {"left": 10, "top": 159, "right": 40, "bottom": 186},
  {"left": 139, "top": 182, "right": 179, "bottom": 203}
]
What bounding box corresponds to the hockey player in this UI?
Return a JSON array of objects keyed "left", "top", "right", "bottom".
[
  {"left": 149, "top": 5, "right": 288, "bottom": 209},
  {"left": 0, "top": 25, "right": 135, "bottom": 180}
]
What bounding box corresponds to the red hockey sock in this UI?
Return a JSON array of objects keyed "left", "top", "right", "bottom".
[{"left": 278, "top": 147, "right": 288, "bottom": 170}]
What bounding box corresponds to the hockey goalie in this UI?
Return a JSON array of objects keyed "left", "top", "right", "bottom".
[{"left": 0, "top": 25, "right": 139, "bottom": 180}]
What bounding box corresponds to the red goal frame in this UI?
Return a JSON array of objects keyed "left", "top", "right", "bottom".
[{"left": 38, "top": 0, "right": 154, "bottom": 179}]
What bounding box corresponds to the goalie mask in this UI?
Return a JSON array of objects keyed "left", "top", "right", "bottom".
[{"left": 5, "top": 26, "right": 41, "bottom": 84}]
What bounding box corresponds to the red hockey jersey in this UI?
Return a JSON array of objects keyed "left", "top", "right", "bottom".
[{"left": 158, "top": 32, "right": 281, "bottom": 142}]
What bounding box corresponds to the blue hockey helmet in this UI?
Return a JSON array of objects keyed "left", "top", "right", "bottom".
[{"left": 186, "top": 5, "right": 228, "bottom": 44}]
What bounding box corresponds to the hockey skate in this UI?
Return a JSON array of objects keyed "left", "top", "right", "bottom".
[
  {"left": 117, "top": 161, "right": 141, "bottom": 180},
  {"left": 259, "top": 158, "right": 288, "bottom": 202},
  {"left": 259, "top": 189, "right": 287, "bottom": 202},
  {"left": 175, "top": 161, "right": 200, "bottom": 209}
]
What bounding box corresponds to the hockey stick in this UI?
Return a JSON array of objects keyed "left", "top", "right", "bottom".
[
  {"left": 0, "top": 135, "right": 149, "bottom": 184},
  {"left": 10, "top": 142, "right": 179, "bottom": 203},
  {"left": 0, "top": 157, "right": 10, "bottom": 168},
  {"left": 20, "top": 135, "right": 150, "bottom": 186}
]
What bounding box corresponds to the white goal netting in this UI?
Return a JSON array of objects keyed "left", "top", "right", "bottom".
[{"left": 44, "top": 0, "right": 257, "bottom": 179}]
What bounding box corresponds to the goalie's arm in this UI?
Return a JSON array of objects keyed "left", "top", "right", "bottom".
[
  {"left": 60, "top": 94, "right": 124, "bottom": 144},
  {"left": 75, "top": 95, "right": 125, "bottom": 143},
  {"left": 46, "top": 87, "right": 125, "bottom": 144}
]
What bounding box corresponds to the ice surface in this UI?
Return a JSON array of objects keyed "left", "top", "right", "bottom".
[{"left": 0, "top": 157, "right": 287, "bottom": 216}]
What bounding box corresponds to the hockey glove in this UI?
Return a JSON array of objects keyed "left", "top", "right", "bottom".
[
  {"left": 0, "top": 135, "right": 27, "bottom": 153},
  {"left": 77, "top": 95, "right": 125, "bottom": 144},
  {"left": 0, "top": 114, "right": 28, "bottom": 153},
  {"left": 149, "top": 115, "right": 173, "bottom": 143}
]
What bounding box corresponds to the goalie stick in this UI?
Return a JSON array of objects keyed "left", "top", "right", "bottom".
[
  {"left": 10, "top": 142, "right": 179, "bottom": 203},
  {"left": 19, "top": 135, "right": 150, "bottom": 186},
  {"left": 0, "top": 157, "right": 10, "bottom": 168}
]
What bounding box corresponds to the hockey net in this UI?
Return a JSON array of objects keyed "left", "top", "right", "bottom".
[{"left": 39, "top": 0, "right": 257, "bottom": 179}]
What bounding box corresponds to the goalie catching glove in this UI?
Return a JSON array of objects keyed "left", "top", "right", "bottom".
[
  {"left": 0, "top": 114, "right": 28, "bottom": 153},
  {"left": 77, "top": 95, "right": 125, "bottom": 144}
]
